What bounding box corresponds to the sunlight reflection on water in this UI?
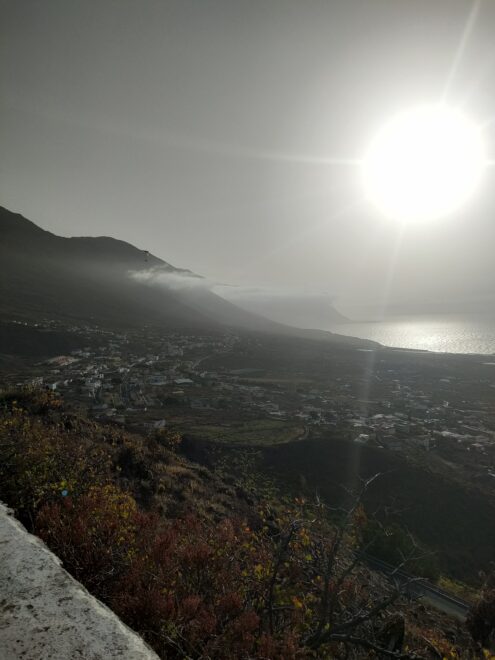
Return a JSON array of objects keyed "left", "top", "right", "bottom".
[{"left": 329, "top": 316, "right": 495, "bottom": 355}]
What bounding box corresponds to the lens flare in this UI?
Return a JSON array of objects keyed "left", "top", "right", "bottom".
[{"left": 362, "top": 105, "right": 485, "bottom": 222}]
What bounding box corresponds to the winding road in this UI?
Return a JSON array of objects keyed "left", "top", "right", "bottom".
[{"left": 362, "top": 554, "right": 470, "bottom": 621}]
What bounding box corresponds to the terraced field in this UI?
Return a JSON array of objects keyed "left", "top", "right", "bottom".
[{"left": 186, "top": 418, "right": 305, "bottom": 446}]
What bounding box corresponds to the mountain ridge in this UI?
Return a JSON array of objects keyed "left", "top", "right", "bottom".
[{"left": 0, "top": 205, "right": 374, "bottom": 346}]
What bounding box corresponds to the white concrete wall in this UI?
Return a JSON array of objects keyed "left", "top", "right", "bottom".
[{"left": 0, "top": 502, "right": 159, "bottom": 660}]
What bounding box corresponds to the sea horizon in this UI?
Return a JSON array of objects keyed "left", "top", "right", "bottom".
[{"left": 328, "top": 312, "right": 495, "bottom": 356}]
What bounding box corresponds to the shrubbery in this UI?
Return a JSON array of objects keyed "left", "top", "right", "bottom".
[
  {"left": 467, "top": 587, "right": 495, "bottom": 652},
  {"left": 0, "top": 388, "right": 475, "bottom": 658},
  {"left": 363, "top": 520, "right": 440, "bottom": 581},
  {"left": 0, "top": 388, "right": 112, "bottom": 524}
]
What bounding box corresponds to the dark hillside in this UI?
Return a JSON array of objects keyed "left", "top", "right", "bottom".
[
  {"left": 0, "top": 206, "right": 374, "bottom": 345},
  {"left": 0, "top": 206, "right": 275, "bottom": 331},
  {"left": 262, "top": 435, "right": 495, "bottom": 583},
  {"left": 0, "top": 321, "right": 85, "bottom": 358},
  {"left": 0, "top": 388, "right": 479, "bottom": 658}
]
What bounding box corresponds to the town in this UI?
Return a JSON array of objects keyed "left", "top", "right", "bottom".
[{"left": 4, "top": 318, "right": 495, "bottom": 500}]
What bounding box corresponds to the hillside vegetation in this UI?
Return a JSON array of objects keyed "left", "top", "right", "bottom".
[{"left": 0, "top": 388, "right": 489, "bottom": 658}]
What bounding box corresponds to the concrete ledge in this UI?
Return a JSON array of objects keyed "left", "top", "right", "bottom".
[{"left": 0, "top": 502, "right": 159, "bottom": 659}]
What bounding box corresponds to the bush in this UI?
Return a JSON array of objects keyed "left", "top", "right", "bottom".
[
  {"left": 35, "top": 488, "right": 299, "bottom": 658},
  {"left": 154, "top": 427, "right": 182, "bottom": 451},
  {"left": 1, "top": 389, "right": 470, "bottom": 658},
  {"left": 467, "top": 588, "right": 495, "bottom": 650},
  {"left": 0, "top": 389, "right": 111, "bottom": 523},
  {"left": 36, "top": 485, "right": 139, "bottom": 599}
]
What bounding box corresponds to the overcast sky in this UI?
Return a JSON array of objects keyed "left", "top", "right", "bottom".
[{"left": 2, "top": 0, "right": 495, "bottom": 317}]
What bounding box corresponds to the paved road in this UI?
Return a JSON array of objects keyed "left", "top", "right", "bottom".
[{"left": 362, "top": 554, "right": 470, "bottom": 621}]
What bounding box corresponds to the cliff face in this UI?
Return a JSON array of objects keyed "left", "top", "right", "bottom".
[{"left": 0, "top": 502, "right": 159, "bottom": 660}]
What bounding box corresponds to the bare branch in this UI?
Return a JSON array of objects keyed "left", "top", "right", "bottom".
[
  {"left": 266, "top": 520, "right": 301, "bottom": 635},
  {"left": 332, "top": 576, "right": 423, "bottom": 635},
  {"left": 328, "top": 633, "right": 425, "bottom": 659}
]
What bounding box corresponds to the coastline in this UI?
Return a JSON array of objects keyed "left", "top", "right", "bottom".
[{"left": 323, "top": 315, "right": 495, "bottom": 357}]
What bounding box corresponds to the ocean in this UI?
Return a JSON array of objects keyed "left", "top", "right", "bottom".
[{"left": 328, "top": 314, "right": 495, "bottom": 355}]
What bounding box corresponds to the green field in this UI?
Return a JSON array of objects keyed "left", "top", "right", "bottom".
[{"left": 187, "top": 418, "right": 305, "bottom": 446}]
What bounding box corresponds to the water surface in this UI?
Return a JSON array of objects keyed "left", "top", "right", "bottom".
[{"left": 329, "top": 315, "right": 495, "bottom": 355}]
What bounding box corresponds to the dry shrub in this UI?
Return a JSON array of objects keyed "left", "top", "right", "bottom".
[
  {"left": 35, "top": 485, "right": 138, "bottom": 598},
  {"left": 0, "top": 390, "right": 111, "bottom": 523},
  {"left": 35, "top": 488, "right": 299, "bottom": 658},
  {"left": 467, "top": 589, "right": 495, "bottom": 651},
  {"left": 3, "top": 390, "right": 462, "bottom": 659}
]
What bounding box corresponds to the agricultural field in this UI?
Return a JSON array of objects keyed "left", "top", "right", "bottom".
[{"left": 184, "top": 418, "right": 305, "bottom": 446}]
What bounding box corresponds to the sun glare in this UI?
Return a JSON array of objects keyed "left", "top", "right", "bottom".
[{"left": 362, "top": 105, "right": 485, "bottom": 223}]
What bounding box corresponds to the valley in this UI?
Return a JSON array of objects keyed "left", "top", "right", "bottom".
[{"left": 2, "top": 315, "right": 495, "bottom": 586}]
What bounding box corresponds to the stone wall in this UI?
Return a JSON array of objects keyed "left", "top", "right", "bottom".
[{"left": 0, "top": 502, "right": 159, "bottom": 660}]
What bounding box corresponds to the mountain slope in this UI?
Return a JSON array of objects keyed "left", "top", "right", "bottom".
[
  {"left": 216, "top": 288, "right": 348, "bottom": 329},
  {"left": 0, "top": 207, "right": 300, "bottom": 333},
  {"left": 0, "top": 206, "right": 374, "bottom": 346},
  {"left": 0, "top": 206, "right": 252, "bottom": 329}
]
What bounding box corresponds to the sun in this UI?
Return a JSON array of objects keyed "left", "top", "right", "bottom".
[{"left": 362, "top": 105, "right": 485, "bottom": 223}]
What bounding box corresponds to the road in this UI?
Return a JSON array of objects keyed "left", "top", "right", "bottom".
[{"left": 362, "top": 554, "right": 470, "bottom": 621}]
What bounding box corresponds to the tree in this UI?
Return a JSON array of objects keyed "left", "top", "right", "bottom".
[{"left": 259, "top": 475, "right": 427, "bottom": 659}]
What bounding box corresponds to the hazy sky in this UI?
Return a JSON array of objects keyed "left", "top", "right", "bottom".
[{"left": 2, "top": 0, "right": 495, "bottom": 317}]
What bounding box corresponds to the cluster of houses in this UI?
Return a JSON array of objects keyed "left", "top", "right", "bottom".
[{"left": 16, "top": 322, "right": 494, "bottom": 474}]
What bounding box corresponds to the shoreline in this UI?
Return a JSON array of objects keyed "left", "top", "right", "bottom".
[{"left": 325, "top": 321, "right": 495, "bottom": 358}]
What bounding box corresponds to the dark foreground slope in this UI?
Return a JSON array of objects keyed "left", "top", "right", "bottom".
[
  {"left": 262, "top": 435, "right": 495, "bottom": 582},
  {"left": 0, "top": 388, "right": 479, "bottom": 659}
]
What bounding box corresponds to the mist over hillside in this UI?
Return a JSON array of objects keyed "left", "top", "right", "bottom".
[
  {"left": 214, "top": 286, "right": 348, "bottom": 329},
  {"left": 0, "top": 206, "right": 366, "bottom": 346}
]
